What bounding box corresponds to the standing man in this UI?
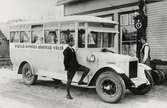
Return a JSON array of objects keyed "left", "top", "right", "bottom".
[
  {"left": 140, "top": 36, "right": 151, "bottom": 66},
  {"left": 63, "top": 36, "right": 89, "bottom": 99}
]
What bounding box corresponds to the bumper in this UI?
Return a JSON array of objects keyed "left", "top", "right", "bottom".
[{"left": 130, "top": 77, "right": 150, "bottom": 88}]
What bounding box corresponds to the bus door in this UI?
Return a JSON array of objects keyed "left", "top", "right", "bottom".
[{"left": 74, "top": 29, "right": 100, "bottom": 83}]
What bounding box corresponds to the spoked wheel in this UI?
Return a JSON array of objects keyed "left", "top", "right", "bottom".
[
  {"left": 96, "top": 71, "right": 126, "bottom": 103},
  {"left": 129, "top": 70, "right": 153, "bottom": 95},
  {"left": 22, "top": 63, "right": 37, "bottom": 85}
]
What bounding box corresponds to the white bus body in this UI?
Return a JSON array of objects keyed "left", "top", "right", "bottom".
[{"left": 10, "top": 15, "right": 152, "bottom": 103}]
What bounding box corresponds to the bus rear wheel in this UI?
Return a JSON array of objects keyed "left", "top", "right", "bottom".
[
  {"left": 95, "top": 71, "right": 126, "bottom": 103},
  {"left": 22, "top": 63, "right": 37, "bottom": 85}
]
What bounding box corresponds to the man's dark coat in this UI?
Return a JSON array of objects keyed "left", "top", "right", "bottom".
[{"left": 63, "top": 47, "right": 79, "bottom": 72}]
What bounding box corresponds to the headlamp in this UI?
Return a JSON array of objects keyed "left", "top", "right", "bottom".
[{"left": 87, "top": 54, "right": 95, "bottom": 62}]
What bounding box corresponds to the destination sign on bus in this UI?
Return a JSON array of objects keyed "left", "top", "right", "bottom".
[{"left": 14, "top": 44, "right": 65, "bottom": 50}]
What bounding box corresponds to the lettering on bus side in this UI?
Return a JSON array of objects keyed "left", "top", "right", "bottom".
[
  {"left": 53, "top": 46, "right": 63, "bottom": 50},
  {"left": 14, "top": 44, "right": 64, "bottom": 51},
  {"left": 38, "top": 45, "right": 52, "bottom": 50}
]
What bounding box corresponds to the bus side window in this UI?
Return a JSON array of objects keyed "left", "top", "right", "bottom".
[
  {"left": 102, "top": 33, "right": 115, "bottom": 48},
  {"left": 10, "top": 32, "right": 14, "bottom": 42},
  {"left": 60, "top": 31, "right": 68, "bottom": 44},
  {"left": 31, "top": 30, "right": 43, "bottom": 44},
  {"left": 60, "top": 30, "right": 75, "bottom": 44},
  {"left": 45, "top": 30, "right": 58, "bottom": 44},
  {"left": 78, "top": 29, "right": 85, "bottom": 48},
  {"left": 87, "top": 32, "right": 100, "bottom": 48},
  {"left": 20, "top": 31, "right": 30, "bottom": 43},
  {"left": 10, "top": 31, "right": 20, "bottom": 43}
]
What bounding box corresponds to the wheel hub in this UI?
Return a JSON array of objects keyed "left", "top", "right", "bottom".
[
  {"left": 25, "top": 68, "right": 33, "bottom": 80},
  {"left": 102, "top": 80, "right": 116, "bottom": 95}
]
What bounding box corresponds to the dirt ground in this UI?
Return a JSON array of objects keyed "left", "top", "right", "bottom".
[{"left": 0, "top": 68, "right": 167, "bottom": 108}]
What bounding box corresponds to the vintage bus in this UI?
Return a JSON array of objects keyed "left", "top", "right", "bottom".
[{"left": 10, "top": 15, "right": 153, "bottom": 103}]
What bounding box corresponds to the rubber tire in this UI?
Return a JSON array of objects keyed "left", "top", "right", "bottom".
[
  {"left": 129, "top": 70, "right": 153, "bottom": 95},
  {"left": 96, "top": 71, "right": 126, "bottom": 103},
  {"left": 151, "top": 70, "right": 163, "bottom": 85},
  {"left": 22, "top": 63, "right": 38, "bottom": 85},
  {"left": 158, "top": 69, "right": 166, "bottom": 83}
]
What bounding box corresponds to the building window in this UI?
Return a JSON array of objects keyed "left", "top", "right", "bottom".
[{"left": 120, "top": 12, "right": 137, "bottom": 57}]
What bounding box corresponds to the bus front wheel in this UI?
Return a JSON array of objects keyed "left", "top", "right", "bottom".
[
  {"left": 22, "top": 63, "right": 37, "bottom": 85},
  {"left": 95, "top": 71, "right": 126, "bottom": 103}
]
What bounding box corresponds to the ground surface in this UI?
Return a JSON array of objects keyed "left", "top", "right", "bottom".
[{"left": 0, "top": 68, "right": 167, "bottom": 108}]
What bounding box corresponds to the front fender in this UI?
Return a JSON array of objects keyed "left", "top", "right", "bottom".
[
  {"left": 138, "top": 63, "right": 151, "bottom": 79},
  {"left": 139, "top": 63, "right": 151, "bottom": 70},
  {"left": 18, "top": 60, "right": 37, "bottom": 75},
  {"left": 88, "top": 63, "right": 125, "bottom": 86},
  {"left": 99, "top": 63, "right": 125, "bottom": 74}
]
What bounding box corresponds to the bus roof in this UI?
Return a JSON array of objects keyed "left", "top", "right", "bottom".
[{"left": 12, "top": 15, "right": 118, "bottom": 26}]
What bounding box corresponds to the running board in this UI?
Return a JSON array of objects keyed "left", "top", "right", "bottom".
[{"left": 61, "top": 80, "right": 95, "bottom": 88}]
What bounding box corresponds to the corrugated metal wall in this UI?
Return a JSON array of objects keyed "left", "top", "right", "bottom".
[{"left": 147, "top": 1, "right": 167, "bottom": 60}]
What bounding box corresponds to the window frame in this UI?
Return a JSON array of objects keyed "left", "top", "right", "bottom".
[{"left": 87, "top": 30, "right": 115, "bottom": 48}]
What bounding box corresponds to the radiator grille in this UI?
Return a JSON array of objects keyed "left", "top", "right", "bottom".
[{"left": 129, "top": 61, "right": 138, "bottom": 78}]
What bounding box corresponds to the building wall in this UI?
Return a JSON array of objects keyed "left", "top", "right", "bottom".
[
  {"left": 147, "top": 0, "right": 167, "bottom": 60},
  {"left": 64, "top": 0, "right": 138, "bottom": 15}
]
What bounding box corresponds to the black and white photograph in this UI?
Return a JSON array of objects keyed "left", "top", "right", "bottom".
[{"left": 0, "top": 0, "right": 167, "bottom": 108}]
